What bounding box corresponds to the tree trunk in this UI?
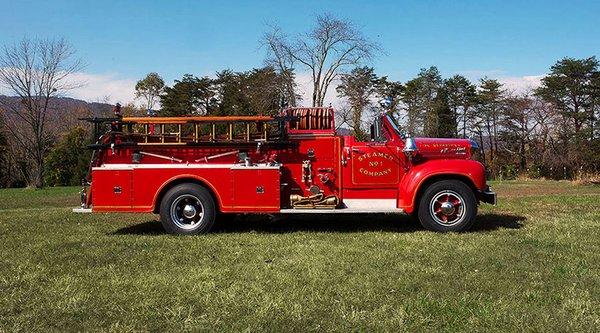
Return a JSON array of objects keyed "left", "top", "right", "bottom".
[
  {"left": 312, "top": 82, "right": 319, "bottom": 107},
  {"left": 27, "top": 158, "right": 44, "bottom": 188},
  {"left": 478, "top": 131, "right": 486, "bottom": 166}
]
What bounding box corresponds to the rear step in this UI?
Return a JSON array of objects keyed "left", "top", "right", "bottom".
[{"left": 72, "top": 208, "right": 92, "bottom": 213}]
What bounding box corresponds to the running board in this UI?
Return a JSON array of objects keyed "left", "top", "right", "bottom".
[
  {"left": 281, "top": 198, "right": 403, "bottom": 214},
  {"left": 279, "top": 208, "right": 404, "bottom": 214}
]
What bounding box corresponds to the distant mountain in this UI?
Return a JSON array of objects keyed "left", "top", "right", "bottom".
[{"left": 0, "top": 95, "right": 114, "bottom": 118}]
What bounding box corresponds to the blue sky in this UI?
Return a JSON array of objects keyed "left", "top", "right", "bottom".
[{"left": 1, "top": 0, "right": 599, "bottom": 104}]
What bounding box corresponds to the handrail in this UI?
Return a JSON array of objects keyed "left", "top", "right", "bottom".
[{"left": 121, "top": 116, "right": 275, "bottom": 124}]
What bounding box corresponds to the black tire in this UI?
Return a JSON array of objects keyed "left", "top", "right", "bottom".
[
  {"left": 417, "top": 180, "right": 477, "bottom": 232},
  {"left": 159, "top": 183, "right": 216, "bottom": 235}
]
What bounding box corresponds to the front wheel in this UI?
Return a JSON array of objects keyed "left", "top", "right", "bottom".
[
  {"left": 417, "top": 180, "right": 477, "bottom": 232},
  {"left": 159, "top": 183, "right": 216, "bottom": 235}
]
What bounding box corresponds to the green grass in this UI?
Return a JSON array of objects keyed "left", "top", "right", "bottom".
[{"left": 0, "top": 181, "right": 599, "bottom": 332}]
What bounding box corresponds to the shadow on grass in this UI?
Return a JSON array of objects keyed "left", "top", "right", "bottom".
[
  {"left": 112, "top": 213, "right": 525, "bottom": 235},
  {"left": 471, "top": 213, "right": 526, "bottom": 231}
]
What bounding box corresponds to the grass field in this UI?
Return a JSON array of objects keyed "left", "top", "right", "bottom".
[{"left": 0, "top": 181, "right": 599, "bottom": 332}]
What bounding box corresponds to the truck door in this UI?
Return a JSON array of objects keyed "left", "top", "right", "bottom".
[{"left": 347, "top": 141, "right": 402, "bottom": 187}]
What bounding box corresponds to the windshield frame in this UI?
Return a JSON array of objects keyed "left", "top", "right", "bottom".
[{"left": 384, "top": 114, "right": 406, "bottom": 139}]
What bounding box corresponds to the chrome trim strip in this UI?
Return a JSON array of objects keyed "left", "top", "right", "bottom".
[{"left": 92, "top": 163, "right": 281, "bottom": 171}]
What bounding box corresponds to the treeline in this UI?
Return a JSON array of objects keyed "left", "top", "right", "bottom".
[
  {"left": 336, "top": 58, "right": 600, "bottom": 179},
  {"left": 158, "top": 68, "right": 298, "bottom": 117}
]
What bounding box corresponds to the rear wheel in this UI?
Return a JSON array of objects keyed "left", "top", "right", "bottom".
[
  {"left": 159, "top": 183, "right": 216, "bottom": 235},
  {"left": 417, "top": 180, "right": 477, "bottom": 232}
]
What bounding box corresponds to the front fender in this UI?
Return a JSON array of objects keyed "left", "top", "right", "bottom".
[{"left": 398, "top": 159, "right": 487, "bottom": 213}]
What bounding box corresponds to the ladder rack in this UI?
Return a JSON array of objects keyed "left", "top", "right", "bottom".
[
  {"left": 81, "top": 107, "right": 336, "bottom": 149},
  {"left": 81, "top": 115, "right": 295, "bottom": 148}
]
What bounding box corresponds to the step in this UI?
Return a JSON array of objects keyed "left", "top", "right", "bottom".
[
  {"left": 280, "top": 199, "right": 404, "bottom": 214},
  {"left": 72, "top": 208, "right": 92, "bottom": 213}
]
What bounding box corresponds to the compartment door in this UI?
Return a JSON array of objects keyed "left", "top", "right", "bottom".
[
  {"left": 232, "top": 167, "right": 280, "bottom": 211},
  {"left": 92, "top": 169, "right": 133, "bottom": 211}
]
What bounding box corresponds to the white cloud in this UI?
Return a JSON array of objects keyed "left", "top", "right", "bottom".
[
  {"left": 455, "top": 69, "right": 543, "bottom": 94},
  {"left": 496, "top": 75, "right": 543, "bottom": 94},
  {"left": 0, "top": 70, "right": 136, "bottom": 105},
  {"left": 67, "top": 72, "right": 137, "bottom": 104}
]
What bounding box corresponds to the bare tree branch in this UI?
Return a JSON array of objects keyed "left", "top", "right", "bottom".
[
  {"left": 0, "top": 37, "right": 82, "bottom": 187},
  {"left": 263, "top": 14, "right": 379, "bottom": 107}
]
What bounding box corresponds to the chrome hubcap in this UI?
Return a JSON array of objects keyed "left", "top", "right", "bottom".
[
  {"left": 440, "top": 201, "right": 455, "bottom": 215},
  {"left": 182, "top": 204, "right": 197, "bottom": 218},
  {"left": 170, "top": 194, "right": 204, "bottom": 230},
  {"left": 430, "top": 190, "right": 465, "bottom": 226}
]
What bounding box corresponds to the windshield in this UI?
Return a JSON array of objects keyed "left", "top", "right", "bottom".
[{"left": 384, "top": 114, "right": 406, "bottom": 139}]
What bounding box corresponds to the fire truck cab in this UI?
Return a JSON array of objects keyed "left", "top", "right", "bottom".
[{"left": 76, "top": 108, "right": 496, "bottom": 234}]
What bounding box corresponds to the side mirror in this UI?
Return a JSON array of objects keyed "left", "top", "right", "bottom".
[{"left": 370, "top": 118, "right": 383, "bottom": 142}]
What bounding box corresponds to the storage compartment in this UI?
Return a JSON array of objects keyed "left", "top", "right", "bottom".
[
  {"left": 231, "top": 166, "right": 280, "bottom": 210},
  {"left": 92, "top": 168, "right": 133, "bottom": 211}
]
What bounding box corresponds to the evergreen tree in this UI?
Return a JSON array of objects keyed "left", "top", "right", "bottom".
[
  {"left": 160, "top": 74, "right": 216, "bottom": 116},
  {"left": 432, "top": 87, "right": 457, "bottom": 138},
  {"left": 402, "top": 67, "right": 443, "bottom": 136},
  {"left": 475, "top": 78, "right": 504, "bottom": 167},
  {"left": 535, "top": 56, "right": 600, "bottom": 169},
  {"left": 444, "top": 75, "right": 477, "bottom": 138},
  {"left": 374, "top": 77, "right": 404, "bottom": 116}
]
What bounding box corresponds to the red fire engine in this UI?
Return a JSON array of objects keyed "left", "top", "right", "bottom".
[{"left": 75, "top": 108, "right": 496, "bottom": 234}]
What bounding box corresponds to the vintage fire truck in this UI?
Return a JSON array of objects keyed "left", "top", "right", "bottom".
[{"left": 75, "top": 107, "right": 496, "bottom": 234}]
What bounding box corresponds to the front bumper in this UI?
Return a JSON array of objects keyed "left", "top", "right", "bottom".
[{"left": 478, "top": 187, "right": 497, "bottom": 205}]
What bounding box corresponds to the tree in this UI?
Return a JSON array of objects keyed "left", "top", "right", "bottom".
[
  {"left": 535, "top": 57, "right": 600, "bottom": 171},
  {"left": 213, "top": 67, "right": 295, "bottom": 116},
  {"left": 500, "top": 94, "right": 540, "bottom": 171},
  {"left": 402, "top": 67, "right": 443, "bottom": 136},
  {"left": 431, "top": 87, "right": 457, "bottom": 138},
  {"left": 213, "top": 70, "right": 250, "bottom": 116},
  {"left": 444, "top": 75, "right": 477, "bottom": 137},
  {"left": 264, "top": 14, "right": 378, "bottom": 107},
  {"left": 475, "top": 78, "right": 504, "bottom": 166},
  {"left": 135, "top": 72, "right": 165, "bottom": 111},
  {"left": 0, "top": 119, "right": 11, "bottom": 187},
  {"left": 44, "top": 126, "right": 90, "bottom": 186},
  {"left": 246, "top": 67, "right": 295, "bottom": 115},
  {"left": 535, "top": 57, "right": 600, "bottom": 141},
  {"left": 160, "top": 74, "right": 216, "bottom": 116},
  {"left": 263, "top": 26, "right": 300, "bottom": 107},
  {"left": 0, "top": 38, "right": 82, "bottom": 188},
  {"left": 336, "top": 66, "right": 377, "bottom": 139},
  {"left": 374, "top": 77, "right": 404, "bottom": 116}
]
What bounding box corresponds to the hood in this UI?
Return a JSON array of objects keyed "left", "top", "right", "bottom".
[{"left": 411, "top": 138, "right": 473, "bottom": 160}]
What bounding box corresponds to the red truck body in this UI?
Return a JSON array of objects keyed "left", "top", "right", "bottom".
[{"left": 78, "top": 107, "right": 495, "bottom": 233}]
